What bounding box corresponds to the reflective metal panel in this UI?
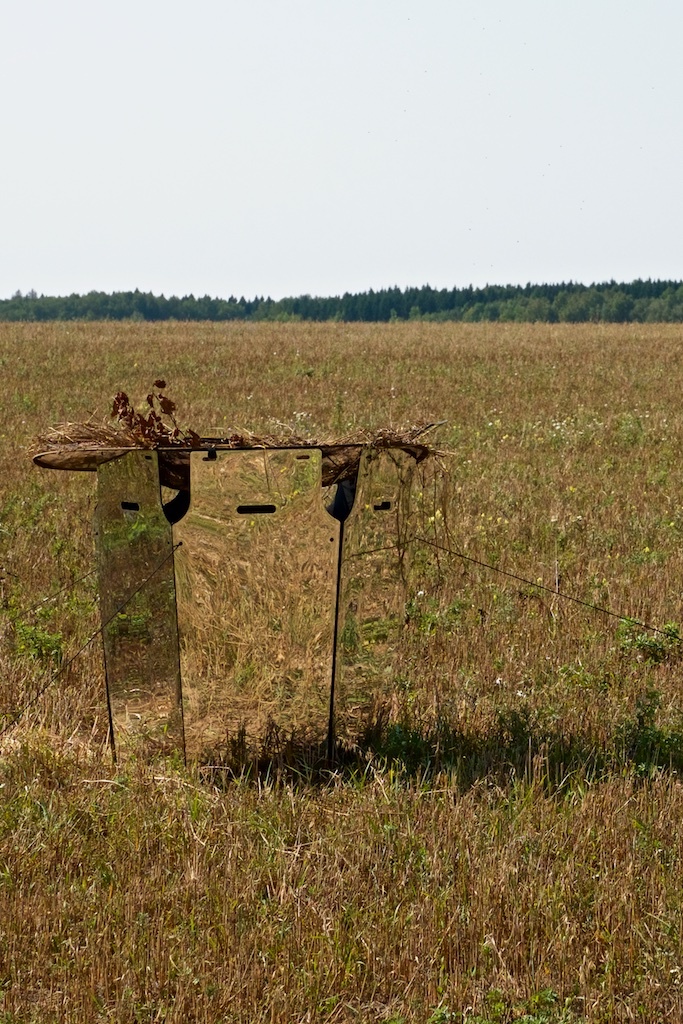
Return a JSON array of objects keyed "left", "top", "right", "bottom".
[
  {"left": 174, "top": 449, "right": 339, "bottom": 762},
  {"left": 94, "top": 451, "right": 184, "bottom": 760},
  {"left": 333, "top": 448, "right": 417, "bottom": 744}
]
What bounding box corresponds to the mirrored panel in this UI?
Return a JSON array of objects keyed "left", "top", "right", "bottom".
[
  {"left": 94, "top": 451, "right": 184, "bottom": 760},
  {"left": 174, "top": 449, "right": 339, "bottom": 763},
  {"left": 333, "top": 448, "right": 417, "bottom": 745}
]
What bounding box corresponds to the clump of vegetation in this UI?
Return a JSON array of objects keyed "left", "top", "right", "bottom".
[
  {"left": 32, "top": 377, "right": 445, "bottom": 487},
  {"left": 616, "top": 618, "right": 681, "bottom": 664},
  {"left": 110, "top": 378, "right": 202, "bottom": 447}
]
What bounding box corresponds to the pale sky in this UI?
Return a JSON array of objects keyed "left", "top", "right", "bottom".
[{"left": 2, "top": 1, "right": 682, "bottom": 301}]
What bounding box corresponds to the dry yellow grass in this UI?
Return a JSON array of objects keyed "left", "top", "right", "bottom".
[{"left": 2, "top": 321, "right": 683, "bottom": 1021}]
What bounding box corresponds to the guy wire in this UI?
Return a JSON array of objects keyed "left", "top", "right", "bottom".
[{"left": 415, "top": 535, "right": 681, "bottom": 641}]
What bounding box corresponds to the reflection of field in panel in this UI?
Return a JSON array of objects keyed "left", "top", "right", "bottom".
[
  {"left": 94, "top": 451, "right": 184, "bottom": 760},
  {"left": 335, "top": 449, "right": 418, "bottom": 743},
  {"left": 174, "top": 449, "right": 339, "bottom": 761}
]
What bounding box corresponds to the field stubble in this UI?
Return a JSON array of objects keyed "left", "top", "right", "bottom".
[{"left": 2, "top": 322, "right": 683, "bottom": 1021}]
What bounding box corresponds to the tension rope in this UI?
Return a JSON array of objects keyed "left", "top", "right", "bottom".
[{"left": 414, "top": 534, "right": 681, "bottom": 641}]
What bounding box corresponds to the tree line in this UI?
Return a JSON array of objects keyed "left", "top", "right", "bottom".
[{"left": 4, "top": 280, "right": 683, "bottom": 323}]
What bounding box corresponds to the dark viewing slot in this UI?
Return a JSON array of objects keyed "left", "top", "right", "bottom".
[
  {"left": 121, "top": 501, "right": 140, "bottom": 512},
  {"left": 236, "top": 504, "right": 277, "bottom": 515},
  {"left": 373, "top": 500, "right": 392, "bottom": 511}
]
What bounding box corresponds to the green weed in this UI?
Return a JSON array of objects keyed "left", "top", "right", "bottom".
[
  {"left": 11, "top": 619, "right": 63, "bottom": 664},
  {"left": 616, "top": 619, "right": 681, "bottom": 664}
]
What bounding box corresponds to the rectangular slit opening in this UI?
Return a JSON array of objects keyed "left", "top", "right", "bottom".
[{"left": 236, "top": 504, "right": 277, "bottom": 515}]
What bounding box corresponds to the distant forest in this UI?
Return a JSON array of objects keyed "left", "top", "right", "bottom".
[{"left": 4, "top": 280, "right": 683, "bottom": 323}]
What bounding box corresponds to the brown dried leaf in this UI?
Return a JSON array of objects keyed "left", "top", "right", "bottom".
[{"left": 159, "top": 396, "right": 176, "bottom": 416}]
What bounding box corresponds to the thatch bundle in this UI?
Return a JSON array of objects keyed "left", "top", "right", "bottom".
[{"left": 31, "top": 420, "right": 446, "bottom": 487}]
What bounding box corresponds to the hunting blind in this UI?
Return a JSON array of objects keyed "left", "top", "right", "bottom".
[{"left": 35, "top": 436, "right": 445, "bottom": 764}]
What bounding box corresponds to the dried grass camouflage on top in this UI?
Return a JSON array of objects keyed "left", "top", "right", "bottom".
[{"left": 32, "top": 379, "right": 446, "bottom": 486}]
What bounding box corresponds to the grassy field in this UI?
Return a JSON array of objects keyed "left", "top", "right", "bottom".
[{"left": 2, "top": 321, "right": 683, "bottom": 1021}]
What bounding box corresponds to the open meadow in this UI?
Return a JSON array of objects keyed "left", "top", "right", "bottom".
[{"left": 3, "top": 321, "right": 683, "bottom": 1021}]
